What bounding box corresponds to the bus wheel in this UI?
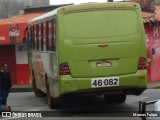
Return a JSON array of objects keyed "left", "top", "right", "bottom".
[
  {"left": 104, "top": 94, "right": 115, "bottom": 103},
  {"left": 32, "top": 74, "right": 46, "bottom": 97},
  {"left": 116, "top": 93, "right": 126, "bottom": 103},
  {"left": 104, "top": 93, "right": 126, "bottom": 103},
  {"left": 45, "top": 77, "right": 60, "bottom": 109}
]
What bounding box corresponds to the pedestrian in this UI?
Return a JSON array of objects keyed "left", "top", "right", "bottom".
[{"left": 0, "top": 63, "right": 12, "bottom": 111}]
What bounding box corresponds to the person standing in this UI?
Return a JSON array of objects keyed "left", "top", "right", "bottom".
[{"left": 0, "top": 63, "right": 12, "bottom": 110}]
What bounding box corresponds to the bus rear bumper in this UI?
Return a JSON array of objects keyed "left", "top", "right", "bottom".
[{"left": 59, "top": 70, "right": 147, "bottom": 96}]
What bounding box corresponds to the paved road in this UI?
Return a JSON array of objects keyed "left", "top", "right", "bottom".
[{"left": 1, "top": 89, "right": 160, "bottom": 120}]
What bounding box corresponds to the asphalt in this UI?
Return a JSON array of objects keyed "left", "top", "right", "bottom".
[{"left": 10, "top": 81, "right": 160, "bottom": 92}]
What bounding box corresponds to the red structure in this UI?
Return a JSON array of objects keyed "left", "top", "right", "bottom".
[
  {"left": 0, "top": 12, "right": 45, "bottom": 84},
  {"left": 143, "top": 6, "right": 160, "bottom": 81},
  {"left": 127, "top": 0, "right": 160, "bottom": 81}
]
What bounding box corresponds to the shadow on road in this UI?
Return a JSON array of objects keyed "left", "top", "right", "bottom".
[{"left": 47, "top": 95, "right": 139, "bottom": 117}]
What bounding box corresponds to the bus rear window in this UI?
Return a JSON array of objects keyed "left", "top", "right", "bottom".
[{"left": 64, "top": 10, "right": 138, "bottom": 38}]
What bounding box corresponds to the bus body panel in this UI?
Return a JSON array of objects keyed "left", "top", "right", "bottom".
[
  {"left": 57, "top": 3, "right": 147, "bottom": 95},
  {"left": 59, "top": 70, "right": 147, "bottom": 95},
  {"left": 64, "top": 37, "right": 140, "bottom": 78},
  {"left": 31, "top": 51, "right": 60, "bottom": 97}
]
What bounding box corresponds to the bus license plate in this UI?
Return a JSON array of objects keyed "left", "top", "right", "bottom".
[
  {"left": 91, "top": 77, "right": 119, "bottom": 88},
  {"left": 96, "top": 61, "right": 112, "bottom": 67}
]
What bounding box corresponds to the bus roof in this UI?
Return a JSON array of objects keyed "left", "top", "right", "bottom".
[
  {"left": 61, "top": 2, "right": 139, "bottom": 13},
  {"left": 29, "top": 2, "right": 139, "bottom": 24}
]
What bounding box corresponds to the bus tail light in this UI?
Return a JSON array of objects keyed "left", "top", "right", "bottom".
[
  {"left": 59, "top": 63, "right": 70, "bottom": 75},
  {"left": 138, "top": 58, "right": 147, "bottom": 70}
]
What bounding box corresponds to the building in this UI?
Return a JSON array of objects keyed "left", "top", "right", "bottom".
[
  {"left": 125, "top": 0, "right": 160, "bottom": 82},
  {"left": 0, "top": 0, "right": 49, "bottom": 19},
  {"left": 155, "top": 0, "right": 160, "bottom": 5},
  {"left": 143, "top": 6, "right": 160, "bottom": 82},
  {"left": 0, "top": 4, "right": 72, "bottom": 84}
]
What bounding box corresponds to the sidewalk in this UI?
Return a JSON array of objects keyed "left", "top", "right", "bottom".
[
  {"left": 147, "top": 81, "right": 160, "bottom": 89},
  {"left": 10, "top": 81, "right": 160, "bottom": 92}
]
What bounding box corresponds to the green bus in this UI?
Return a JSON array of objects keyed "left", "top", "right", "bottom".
[{"left": 27, "top": 2, "right": 147, "bottom": 108}]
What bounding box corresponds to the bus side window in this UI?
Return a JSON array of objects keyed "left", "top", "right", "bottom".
[
  {"left": 31, "top": 25, "right": 35, "bottom": 50},
  {"left": 28, "top": 26, "right": 31, "bottom": 50},
  {"left": 52, "top": 18, "right": 56, "bottom": 52},
  {"left": 34, "top": 24, "right": 37, "bottom": 50},
  {"left": 36, "top": 24, "right": 39, "bottom": 50},
  {"left": 39, "top": 23, "right": 41, "bottom": 51},
  {"left": 30, "top": 26, "right": 32, "bottom": 50},
  {"left": 43, "top": 21, "right": 47, "bottom": 51},
  {"left": 47, "top": 20, "right": 53, "bottom": 51},
  {"left": 46, "top": 21, "right": 49, "bottom": 51},
  {"left": 41, "top": 22, "right": 44, "bottom": 51}
]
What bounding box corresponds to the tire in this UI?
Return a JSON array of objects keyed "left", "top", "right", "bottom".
[
  {"left": 116, "top": 93, "right": 126, "bottom": 103},
  {"left": 45, "top": 76, "right": 61, "bottom": 109},
  {"left": 133, "top": 89, "right": 145, "bottom": 95},
  {"left": 104, "top": 93, "right": 126, "bottom": 103},
  {"left": 32, "top": 73, "right": 46, "bottom": 97},
  {"left": 104, "top": 94, "right": 116, "bottom": 103}
]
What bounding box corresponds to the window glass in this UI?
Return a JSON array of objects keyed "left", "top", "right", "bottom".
[
  {"left": 34, "top": 25, "right": 37, "bottom": 50},
  {"left": 52, "top": 19, "right": 56, "bottom": 52},
  {"left": 64, "top": 10, "right": 138, "bottom": 37},
  {"left": 31, "top": 26, "right": 35, "bottom": 50},
  {"left": 47, "top": 20, "right": 53, "bottom": 51},
  {"left": 41, "top": 23, "right": 44, "bottom": 50},
  {"left": 39, "top": 24, "right": 41, "bottom": 51},
  {"left": 36, "top": 24, "right": 39, "bottom": 50},
  {"left": 43, "top": 22, "right": 46, "bottom": 51}
]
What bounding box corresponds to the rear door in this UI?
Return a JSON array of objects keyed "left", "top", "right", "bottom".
[{"left": 63, "top": 9, "right": 140, "bottom": 78}]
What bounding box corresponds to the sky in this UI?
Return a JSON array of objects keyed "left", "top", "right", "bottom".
[{"left": 50, "top": 0, "right": 123, "bottom": 5}]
